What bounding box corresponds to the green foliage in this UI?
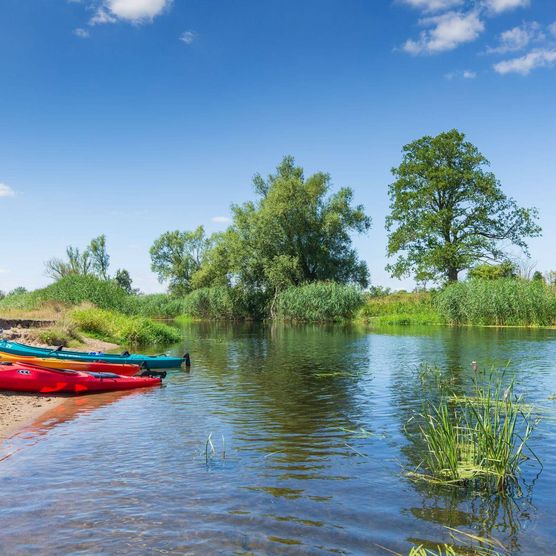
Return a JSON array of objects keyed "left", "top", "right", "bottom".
[
  {"left": 181, "top": 287, "right": 267, "bottom": 320},
  {"left": 114, "top": 268, "right": 137, "bottom": 295},
  {"left": 44, "top": 235, "right": 111, "bottom": 281},
  {"left": 358, "top": 291, "right": 442, "bottom": 325},
  {"left": 532, "top": 270, "right": 545, "bottom": 282},
  {"left": 150, "top": 226, "right": 211, "bottom": 296},
  {"left": 276, "top": 282, "right": 364, "bottom": 322},
  {"left": 196, "top": 156, "right": 371, "bottom": 302},
  {"left": 412, "top": 374, "right": 539, "bottom": 493},
  {"left": 89, "top": 234, "right": 110, "bottom": 280},
  {"left": 386, "top": 129, "right": 541, "bottom": 283},
  {"left": 129, "top": 294, "right": 188, "bottom": 318},
  {"left": 70, "top": 307, "right": 181, "bottom": 345},
  {"left": 468, "top": 261, "right": 516, "bottom": 281},
  {"left": 436, "top": 279, "right": 556, "bottom": 326},
  {"left": 35, "top": 322, "right": 82, "bottom": 347}
]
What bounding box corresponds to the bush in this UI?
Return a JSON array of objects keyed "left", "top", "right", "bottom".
[
  {"left": 70, "top": 306, "right": 181, "bottom": 345},
  {"left": 276, "top": 282, "right": 364, "bottom": 322},
  {"left": 436, "top": 278, "right": 556, "bottom": 326}
]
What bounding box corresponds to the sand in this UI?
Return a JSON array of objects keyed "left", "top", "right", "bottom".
[
  {"left": 0, "top": 391, "right": 66, "bottom": 440},
  {"left": 0, "top": 331, "right": 120, "bottom": 441}
]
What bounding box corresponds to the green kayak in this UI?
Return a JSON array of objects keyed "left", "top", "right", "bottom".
[{"left": 0, "top": 339, "right": 188, "bottom": 370}]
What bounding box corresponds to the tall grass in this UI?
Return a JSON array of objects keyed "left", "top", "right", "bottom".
[
  {"left": 181, "top": 287, "right": 267, "bottom": 320},
  {"left": 412, "top": 374, "right": 539, "bottom": 493},
  {"left": 127, "top": 294, "right": 187, "bottom": 318},
  {"left": 276, "top": 282, "right": 364, "bottom": 322},
  {"left": 358, "top": 291, "right": 442, "bottom": 325},
  {"left": 70, "top": 306, "right": 181, "bottom": 345},
  {"left": 436, "top": 279, "right": 556, "bottom": 326}
]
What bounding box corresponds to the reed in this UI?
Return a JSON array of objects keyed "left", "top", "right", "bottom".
[
  {"left": 436, "top": 279, "right": 556, "bottom": 326},
  {"left": 412, "top": 375, "right": 540, "bottom": 492},
  {"left": 276, "top": 282, "right": 364, "bottom": 322}
]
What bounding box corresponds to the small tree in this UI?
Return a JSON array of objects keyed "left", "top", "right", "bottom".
[
  {"left": 386, "top": 129, "right": 541, "bottom": 283},
  {"left": 150, "top": 226, "right": 211, "bottom": 296},
  {"left": 114, "top": 269, "right": 137, "bottom": 294},
  {"left": 89, "top": 235, "right": 110, "bottom": 280}
]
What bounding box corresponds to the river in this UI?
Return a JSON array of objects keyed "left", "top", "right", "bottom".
[{"left": 1, "top": 323, "right": 555, "bottom": 554}]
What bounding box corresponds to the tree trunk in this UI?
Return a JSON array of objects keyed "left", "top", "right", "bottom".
[{"left": 447, "top": 268, "right": 459, "bottom": 282}]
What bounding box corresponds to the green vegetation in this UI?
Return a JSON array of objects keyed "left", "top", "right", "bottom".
[
  {"left": 386, "top": 129, "right": 540, "bottom": 283},
  {"left": 70, "top": 306, "right": 180, "bottom": 345},
  {"left": 180, "top": 287, "right": 266, "bottom": 320},
  {"left": 358, "top": 291, "right": 442, "bottom": 326},
  {"left": 276, "top": 282, "right": 364, "bottom": 322},
  {"left": 436, "top": 279, "right": 556, "bottom": 326},
  {"left": 409, "top": 370, "right": 540, "bottom": 493}
]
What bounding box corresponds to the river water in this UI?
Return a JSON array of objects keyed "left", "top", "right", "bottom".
[{"left": 1, "top": 323, "right": 555, "bottom": 555}]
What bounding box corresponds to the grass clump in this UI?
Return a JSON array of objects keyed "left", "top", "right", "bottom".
[
  {"left": 411, "top": 373, "right": 540, "bottom": 493},
  {"left": 358, "top": 291, "right": 443, "bottom": 326},
  {"left": 181, "top": 287, "right": 266, "bottom": 320},
  {"left": 70, "top": 306, "right": 181, "bottom": 345},
  {"left": 276, "top": 282, "right": 364, "bottom": 322},
  {"left": 436, "top": 279, "right": 556, "bottom": 327},
  {"left": 127, "top": 294, "right": 187, "bottom": 318}
]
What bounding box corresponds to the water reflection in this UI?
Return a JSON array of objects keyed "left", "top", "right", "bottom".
[{"left": 0, "top": 323, "right": 554, "bottom": 554}]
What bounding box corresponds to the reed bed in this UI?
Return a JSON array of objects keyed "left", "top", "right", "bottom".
[
  {"left": 436, "top": 279, "right": 556, "bottom": 327},
  {"left": 276, "top": 282, "right": 364, "bottom": 322}
]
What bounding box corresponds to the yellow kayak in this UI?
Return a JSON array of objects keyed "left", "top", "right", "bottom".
[{"left": 0, "top": 352, "right": 142, "bottom": 376}]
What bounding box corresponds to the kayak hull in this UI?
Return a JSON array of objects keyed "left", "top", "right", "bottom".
[
  {"left": 0, "top": 340, "right": 184, "bottom": 369},
  {"left": 0, "top": 352, "right": 142, "bottom": 376},
  {"left": 0, "top": 363, "right": 162, "bottom": 394}
]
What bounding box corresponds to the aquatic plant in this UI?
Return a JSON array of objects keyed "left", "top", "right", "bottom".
[{"left": 412, "top": 376, "right": 540, "bottom": 493}]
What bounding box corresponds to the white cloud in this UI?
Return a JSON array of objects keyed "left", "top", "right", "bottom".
[
  {"left": 483, "top": 0, "right": 530, "bottom": 14},
  {"left": 0, "top": 268, "right": 8, "bottom": 274},
  {"left": 91, "top": 0, "right": 171, "bottom": 25},
  {"left": 179, "top": 31, "right": 197, "bottom": 44},
  {"left": 403, "top": 11, "right": 485, "bottom": 55},
  {"left": 211, "top": 216, "right": 231, "bottom": 223},
  {"left": 399, "top": 0, "right": 463, "bottom": 12},
  {"left": 487, "top": 22, "right": 542, "bottom": 53},
  {"left": 445, "top": 69, "right": 477, "bottom": 79},
  {"left": 0, "top": 183, "right": 15, "bottom": 198},
  {"left": 73, "top": 27, "right": 90, "bottom": 38},
  {"left": 494, "top": 48, "right": 556, "bottom": 74}
]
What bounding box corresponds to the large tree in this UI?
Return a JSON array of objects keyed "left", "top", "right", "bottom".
[
  {"left": 194, "top": 156, "right": 371, "bottom": 301},
  {"left": 150, "top": 226, "right": 211, "bottom": 296},
  {"left": 386, "top": 129, "right": 541, "bottom": 283}
]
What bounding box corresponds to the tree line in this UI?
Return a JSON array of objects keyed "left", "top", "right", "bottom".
[{"left": 39, "top": 129, "right": 543, "bottom": 302}]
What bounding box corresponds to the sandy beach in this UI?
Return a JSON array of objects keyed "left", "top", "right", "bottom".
[
  {"left": 0, "top": 392, "right": 66, "bottom": 440},
  {"left": 0, "top": 327, "right": 119, "bottom": 441}
]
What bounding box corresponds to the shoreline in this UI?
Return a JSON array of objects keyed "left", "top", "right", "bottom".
[
  {"left": 0, "top": 392, "right": 67, "bottom": 441},
  {"left": 0, "top": 330, "right": 120, "bottom": 442}
]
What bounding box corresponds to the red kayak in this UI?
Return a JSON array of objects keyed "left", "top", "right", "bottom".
[{"left": 0, "top": 362, "right": 164, "bottom": 394}]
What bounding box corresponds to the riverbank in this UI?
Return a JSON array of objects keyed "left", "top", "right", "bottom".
[{"left": 0, "top": 331, "right": 120, "bottom": 442}]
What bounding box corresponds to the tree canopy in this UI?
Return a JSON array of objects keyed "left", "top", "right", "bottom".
[
  {"left": 149, "top": 226, "right": 211, "bottom": 296},
  {"left": 193, "top": 156, "right": 371, "bottom": 304},
  {"left": 386, "top": 129, "right": 541, "bottom": 283}
]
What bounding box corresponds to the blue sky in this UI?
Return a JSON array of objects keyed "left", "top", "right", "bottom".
[{"left": 1, "top": 0, "right": 555, "bottom": 293}]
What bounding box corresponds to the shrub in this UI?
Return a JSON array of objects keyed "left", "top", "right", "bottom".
[
  {"left": 276, "top": 282, "right": 364, "bottom": 322},
  {"left": 127, "top": 294, "right": 188, "bottom": 318}
]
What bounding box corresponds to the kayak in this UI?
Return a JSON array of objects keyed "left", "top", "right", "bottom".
[
  {"left": 0, "top": 362, "right": 164, "bottom": 394},
  {"left": 0, "top": 352, "right": 142, "bottom": 376},
  {"left": 0, "top": 340, "right": 188, "bottom": 370}
]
